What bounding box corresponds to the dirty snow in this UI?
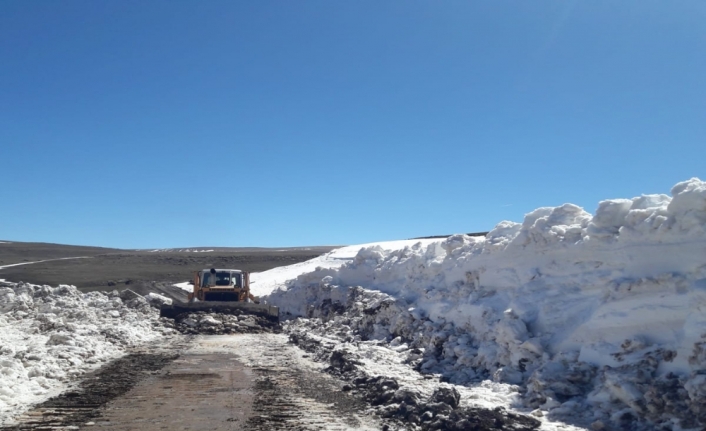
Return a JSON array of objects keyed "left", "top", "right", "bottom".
[
  {"left": 0, "top": 282, "right": 177, "bottom": 425},
  {"left": 261, "top": 177, "right": 706, "bottom": 430}
]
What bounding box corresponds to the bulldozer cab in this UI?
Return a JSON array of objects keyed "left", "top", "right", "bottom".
[
  {"left": 190, "top": 268, "right": 252, "bottom": 302},
  {"left": 201, "top": 269, "right": 242, "bottom": 288}
]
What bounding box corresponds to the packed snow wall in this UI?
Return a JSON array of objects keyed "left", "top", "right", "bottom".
[{"left": 266, "top": 178, "right": 706, "bottom": 429}]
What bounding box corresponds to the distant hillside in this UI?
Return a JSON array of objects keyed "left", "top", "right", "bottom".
[{"left": 0, "top": 241, "right": 122, "bottom": 267}]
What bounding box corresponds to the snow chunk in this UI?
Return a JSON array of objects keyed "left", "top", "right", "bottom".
[
  {"left": 587, "top": 199, "right": 632, "bottom": 241},
  {"left": 668, "top": 177, "right": 706, "bottom": 233},
  {"left": 145, "top": 292, "right": 173, "bottom": 307}
]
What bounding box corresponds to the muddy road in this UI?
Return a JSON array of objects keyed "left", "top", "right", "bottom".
[{"left": 4, "top": 334, "right": 382, "bottom": 431}]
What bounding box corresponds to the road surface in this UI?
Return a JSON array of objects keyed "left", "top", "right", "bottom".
[{"left": 6, "top": 334, "right": 382, "bottom": 431}]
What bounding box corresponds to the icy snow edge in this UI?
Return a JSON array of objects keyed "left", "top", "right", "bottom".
[{"left": 265, "top": 178, "right": 706, "bottom": 430}]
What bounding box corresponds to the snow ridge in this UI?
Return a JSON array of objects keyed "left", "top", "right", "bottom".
[{"left": 266, "top": 178, "right": 706, "bottom": 430}]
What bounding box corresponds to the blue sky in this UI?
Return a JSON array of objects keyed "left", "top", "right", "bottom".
[{"left": 1, "top": 1, "right": 704, "bottom": 248}]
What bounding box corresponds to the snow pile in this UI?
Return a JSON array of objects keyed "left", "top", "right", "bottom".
[
  {"left": 144, "top": 292, "right": 173, "bottom": 307},
  {"left": 265, "top": 178, "right": 706, "bottom": 430},
  {"left": 0, "top": 281, "right": 177, "bottom": 424}
]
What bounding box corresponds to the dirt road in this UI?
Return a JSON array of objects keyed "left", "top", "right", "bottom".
[{"left": 5, "top": 334, "right": 382, "bottom": 431}]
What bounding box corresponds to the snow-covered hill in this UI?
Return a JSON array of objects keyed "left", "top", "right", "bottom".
[{"left": 258, "top": 177, "right": 706, "bottom": 430}]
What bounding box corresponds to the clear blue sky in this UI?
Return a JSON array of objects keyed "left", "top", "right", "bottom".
[{"left": 1, "top": 1, "right": 704, "bottom": 248}]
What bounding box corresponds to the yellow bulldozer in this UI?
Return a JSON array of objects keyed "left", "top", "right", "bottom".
[
  {"left": 188, "top": 268, "right": 257, "bottom": 302},
  {"left": 160, "top": 268, "right": 279, "bottom": 321}
]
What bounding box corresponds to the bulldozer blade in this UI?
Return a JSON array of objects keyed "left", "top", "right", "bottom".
[{"left": 160, "top": 301, "right": 279, "bottom": 322}]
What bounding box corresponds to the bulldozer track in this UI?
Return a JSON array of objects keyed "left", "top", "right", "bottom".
[
  {"left": 244, "top": 355, "right": 369, "bottom": 430},
  {"left": 232, "top": 335, "right": 377, "bottom": 430},
  {"left": 4, "top": 335, "right": 380, "bottom": 431}
]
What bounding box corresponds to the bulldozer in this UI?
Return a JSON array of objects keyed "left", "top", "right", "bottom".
[{"left": 159, "top": 268, "right": 279, "bottom": 322}]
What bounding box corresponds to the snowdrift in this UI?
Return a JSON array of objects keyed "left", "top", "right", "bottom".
[
  {"left": 0, "top": 282, "right": 176, "bottom": 424},
  {"left": 264, "top": 178, "right": 706, "bottom": 430}
]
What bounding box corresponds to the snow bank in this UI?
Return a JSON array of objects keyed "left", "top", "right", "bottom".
[
  {"left": 0, "top": 282, "right": 177, "bottom": 425},
  {"left": 264, "top": 178, "right": 706, "bottom": 430},
  {"left": 250, "top": 239, "right": 441, "bottom": 298}
]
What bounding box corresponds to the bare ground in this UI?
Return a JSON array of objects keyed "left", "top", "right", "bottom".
[{"left": 0, "top": 241, "right": 336, "bottom": 295}]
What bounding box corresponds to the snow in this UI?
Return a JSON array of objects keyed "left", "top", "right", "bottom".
[
  {"left": 0, "top": 282, "right": 177, "bottom": 425},
  {"left": 172, "top": 281, "right": 193, "bottom": 293},
  {"left": 145, "top": 292, "right": 173, "bottom": 306},
  {"left": 288, "top": 316, "right": 583, "bottom": 431},
  {"left": 249, "top": 239, "right": 441, "bottom": 298},
  {"left": 259, "top": 177, "right": 706, "bottom": 430}
]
